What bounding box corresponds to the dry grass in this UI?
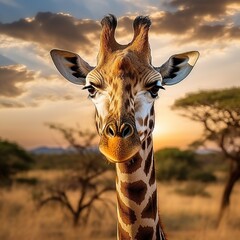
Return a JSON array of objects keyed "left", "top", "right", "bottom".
[
  {"left": 0, "top": 170, "right": 239, "bottom": 240},
  {"left": 159, "top": 182, "right": 240, "bottom": 240}
]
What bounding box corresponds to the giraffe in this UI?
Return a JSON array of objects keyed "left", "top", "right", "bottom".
[{"left": 50, "top": 14, "right": 199, "bottom": 240}]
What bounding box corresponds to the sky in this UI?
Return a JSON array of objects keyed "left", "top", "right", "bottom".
[{"left": 0, "top": 0, "right": 239, "bottom": 150}]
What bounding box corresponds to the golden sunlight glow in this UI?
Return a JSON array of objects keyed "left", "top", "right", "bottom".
[
  {"left": 0, "top": 6, "right": 239, "bottom": 150},
  {"left": 202, "top": 15, "right": 224, "bottom": 23},
  {"left": 226, "top": 3, "right": 240, "bottom": 15},
  {"left": 58, "top": 12, "right": 72, "bottom": 17},
  {"left": 25, "top": 17, "right": 35, "bottom": 23},
  {"left": 0, "top": 35, "right": 30, "bottom": 48},
  {"left": 150, "top": 11, "right": 165, "bottom": 19}
]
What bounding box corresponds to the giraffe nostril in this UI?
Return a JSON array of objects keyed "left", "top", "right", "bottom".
[
  {"left": 121, "top": 123, "right": 134, "bottom": 138},
  {"left": 105, "top": 124, "right": 116, "bottom": 137}
]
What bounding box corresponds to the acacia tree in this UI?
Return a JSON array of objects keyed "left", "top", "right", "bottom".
[
  {"left": 173, "top": 87, "right": 240, "bottom": 224},
  {"left": 0, "top": 139, "right": 33, "bottom": 186},
  {"left": 38, "top": 124, "right": 115, "bottom": 226}
]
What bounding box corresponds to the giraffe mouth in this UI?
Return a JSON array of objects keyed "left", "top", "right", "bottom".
[
  {"left": 106, "top": 154, "right": 138, "bottom": 164},
  {"left": 99, "top": 136, "right": 141, "bottom": 163}
]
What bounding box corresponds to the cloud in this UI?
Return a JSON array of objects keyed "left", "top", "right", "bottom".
[
  {"left": 0, "top": 6, "right": 238, "bottom": 55},
  {"left": 21, "top": 79, "right": 79, "bottom": 108},
  {"left": 0, "top": 3, "right": 239, "bottom": 109},
  {"left": 0, "top": 64, "right": 36, "bottom": 97},
  {"left": 150, "top": 0, "right": 240, "bottom": 42},
  {"left": 0, "top": 64, "right": 87, "bottom": 109},
  {"left": 0, "top": 54, "right": 16, "bottom": 65},
  {"left": 0, "top": 99, "right": 25, "bottom": 108},
  {"left": 0, "top": 4, "right": 238, "bottom": 59},
  {"left": 166, "top": 0, "right": 232, "bottom": 16},
  {"left": 0, "top": 12, "right": 100, "bottom": 54},
  {"left": 190, "top": 25, "right": 227, "bottom": 41},
  {"left": 0, "top": 0, "right": 19, "bottom": 7},
  {"left": 229, "top": 26, "right": 240, "bottom": 38}
]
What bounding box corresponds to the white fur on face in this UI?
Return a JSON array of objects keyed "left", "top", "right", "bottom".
[
  {"left": 86, "top": 73, "right": 160, "bottom": 140},
  {"left": 134, "top": 91, "right": 155, "bottom": 141},
  {"left": 92, "top": 92, "right": 110, "bottom": 135}
]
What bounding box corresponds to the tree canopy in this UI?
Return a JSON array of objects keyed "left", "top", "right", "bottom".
[
  {"left": 0, "top": 139, "right": 33, "bottom": 186},
  {"left": 173, "top": 87, "right": 240, "bottom": 110},
  {"left": 173, "top": 87, "right": 240, "bottom": 224},
  {"left": 173, "top": 87, "right": 240, "bottom": 160},
  {"left": 154, "top": 148, "right": 216, "bottom": 182}
]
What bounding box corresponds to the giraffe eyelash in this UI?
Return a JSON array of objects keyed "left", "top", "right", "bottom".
[
  {"left": 147, "top": 82, "right": 165, "bottom": 98},
  {"left": 82, "top": 85, "right": 98, "bottom": 98},
  {"left": 145, "top": 81, "right": 165, "bottom": 90}
]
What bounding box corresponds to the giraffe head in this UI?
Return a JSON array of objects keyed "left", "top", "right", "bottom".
[{"left": 50, "top": 15, "right": 199, "bottom": 163}]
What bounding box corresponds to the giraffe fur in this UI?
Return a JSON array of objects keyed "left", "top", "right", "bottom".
[{"left": 50, "top": 14, "right": 199, "bottom": 240}]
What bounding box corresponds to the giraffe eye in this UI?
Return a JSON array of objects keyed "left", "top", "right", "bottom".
[
  {"left": 148, "top": 85, "right": 165, "bottom": 98},
  {"left": 149, "top": 86, "right": 160, "bottom": 98},
  {"left": 82, "top": 85, "right": 98, "bottom": 98},
  {"left": 88, "top": 86, "right": 97, "bottom": 98}
]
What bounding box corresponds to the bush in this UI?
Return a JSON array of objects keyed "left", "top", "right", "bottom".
[
  {"left": 189, "top": 171, "right": 217, "bottom": 182},
  {"left": 0, "top": 139, "right": 34, "bottom": 186},
  {"left": 155, "top": 148, "right": 196, "bottom": 181},
  {"left": 155, "top": 148, "right": 216, "bottom": 182},
  {"left": 16, "top": 177, "right": 39, "bottom": 186},
  {"left": 155, "top": 157, "right": 191, "bottom": 181}
]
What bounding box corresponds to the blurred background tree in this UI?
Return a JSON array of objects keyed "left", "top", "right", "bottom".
[
  {"left": 155, "top": 148, "right": 216, "bottom": 182},
  {"left": 173, "top": 87, "right": 240, "bottom": 225},
  {"left": 36, "top": 124, "right": 115, "bottom": 226},
  {"left": 0, "top": 139, "right": 33, "bottom": 187}
]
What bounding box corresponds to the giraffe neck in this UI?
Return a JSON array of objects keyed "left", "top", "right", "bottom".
[{"left": 115, "top": 135, "right": 166, "bottom": 240}]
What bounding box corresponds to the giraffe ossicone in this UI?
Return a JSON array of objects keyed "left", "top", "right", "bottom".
[{"left": 51, "top": 14, "right": 199, "bottom": 240}]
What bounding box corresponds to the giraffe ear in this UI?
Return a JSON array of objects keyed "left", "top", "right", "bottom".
[
  {"left": 50, "top": 49, "right": 94, "bottom": 85},
  {"left": 155, "top": 51, "right": 199, "bottom": 86}
]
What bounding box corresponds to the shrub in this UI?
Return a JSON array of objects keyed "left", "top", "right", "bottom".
[
  {"left": 155, "top": 148, "right": 196, "bottom": 181},
  {"left": 0, "top": 139, "right": 34, "bottom": 186},
  {"left": 155, "top": 148, "right": 216, "bottom": 182},
  {"left": 16, "top": 177, "right": 39, "bottom": 186},
  {"left": 189, "top": 171, "right": 217, "bottom": 183}
]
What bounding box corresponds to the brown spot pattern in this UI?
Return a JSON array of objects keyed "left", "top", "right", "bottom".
[
  {"left": 135, "top": 226, "right": 154, "bottom": 240},
  {"left": 125, "top": 83, "right": 131, "bottom": 92},
  {"left": 144, "top": 130, "right": 148, "bottom": 136},
  {"left": 117, "top": 192, "right": 137, "bottom": 225},
  {"left": 125, "top": 99, "right": 130, "bottom": 109},
  {"left": 156, "top": 225, "right": 160, "bottom": 240},
  {"left": 117, "top": 153, "right": 142, "bottom": 174},
  {"left": 150, "top": 105, "right": 154, "bottom": 116},
  {"left": 124, "top": 70, "right": 135, "bottom": 80},
  {"left": 144, "top": 116, "right": 148, "bottom": 126},
  {"left": 147, "top": 136, "right": 152, "bottom": 148},
  {"left": 149, "top": 119, "right": 154, "bottom": 129},
  {"left": 144, "top": 147, "right": 153, "bottom": 175},
  {"left": 141, "top": 190, "right": 157, "bottom": 220},
  {"left": 149, "top": 161, "right": 156, "bottom": 186},
  {"left": 118, "top": 223, "right": 131, "bottom": 240},
  {"left": 121, "top": 180, "right": 147, "bottom": 205}
]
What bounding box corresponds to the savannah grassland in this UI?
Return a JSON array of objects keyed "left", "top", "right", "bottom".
[{"left": 0, "top": 169, "right": 239, "bottom": 240}]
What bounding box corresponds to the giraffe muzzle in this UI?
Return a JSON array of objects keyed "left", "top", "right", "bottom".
[
  {"left": 99, "top": 122, "right": 141, "bottom": 163},
  {"left": 105, "top": 123, "right": 134, "bottom": 138}
]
